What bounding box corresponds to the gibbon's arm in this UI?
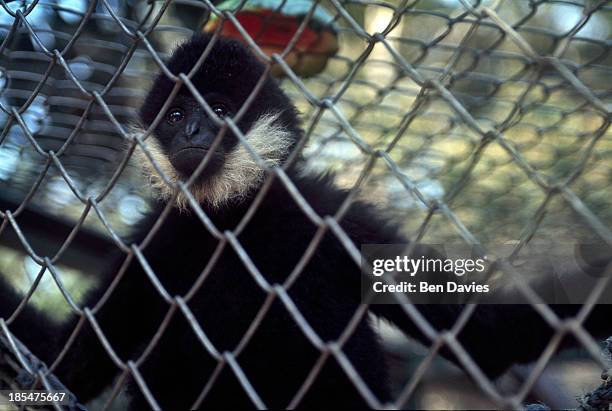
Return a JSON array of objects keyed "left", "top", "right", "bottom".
[
  {"left": 375, "top": 300, "right": 611, "bottom": 377},
  {"left": 341, "top": 203, "right": 612, "bottom": 378}
]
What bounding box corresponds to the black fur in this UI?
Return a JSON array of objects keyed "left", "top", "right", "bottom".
[
  {"left": 140, "top": 35, "right": 301, "bottom": 163},
  {"left": 1, "top": 34, "right": 611, "bottom": 409}
]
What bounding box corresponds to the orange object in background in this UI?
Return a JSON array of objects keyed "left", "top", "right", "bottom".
[{"left": 204, "top": 7, "right": 338, "bottom": 77}]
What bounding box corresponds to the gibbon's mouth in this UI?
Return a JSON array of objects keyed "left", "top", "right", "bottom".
[{"left": 171, "top": 147, "right": 224, "bottom": 177}]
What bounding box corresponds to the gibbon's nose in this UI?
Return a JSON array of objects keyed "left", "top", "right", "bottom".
[{"left": 185, "top": 120, "right": 200, "bottom": 139}]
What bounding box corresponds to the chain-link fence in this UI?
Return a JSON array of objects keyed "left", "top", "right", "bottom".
[{"left": 0, "top": 0, "right": 611, "bottom": 409}]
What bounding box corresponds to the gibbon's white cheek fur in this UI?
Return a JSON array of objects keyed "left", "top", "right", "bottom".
[{"left": 132, "top": 112, "right": 292, "bottom": 210}]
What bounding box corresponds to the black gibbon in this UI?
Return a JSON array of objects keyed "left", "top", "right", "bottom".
[{"left": 0, "top": 34, "right": 610, "bottom": 409}]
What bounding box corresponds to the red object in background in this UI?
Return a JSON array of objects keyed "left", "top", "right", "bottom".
[{"left": 204, "top": 10, "right": 338, "bottom": 77}]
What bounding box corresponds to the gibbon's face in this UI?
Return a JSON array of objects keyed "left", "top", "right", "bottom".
[
  {"left": 137, "top": 35, "right": 301, "bottom": 209},
  {"left": 159, "top": 92, "right": 235, "bottom": 178}
]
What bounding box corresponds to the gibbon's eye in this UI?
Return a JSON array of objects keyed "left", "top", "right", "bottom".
[
  {"left": 166, "top": 108, "right": 184, "bottom": 125},
  {"left": 211, "top": 103, "right": 229, "bottom": 118}
]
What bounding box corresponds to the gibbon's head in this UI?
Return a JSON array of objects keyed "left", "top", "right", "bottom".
[{"left": 136, "top": 34, "right": 301, "bottom": 209}]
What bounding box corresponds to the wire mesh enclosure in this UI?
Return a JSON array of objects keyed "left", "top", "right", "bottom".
[{"left": 0, "top": 0, "right": 611, "bottom": 409}]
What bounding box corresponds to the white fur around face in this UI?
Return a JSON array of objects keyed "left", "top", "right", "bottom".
[{"left": 132, "top": 113, "right": 292, "bottom": 210}]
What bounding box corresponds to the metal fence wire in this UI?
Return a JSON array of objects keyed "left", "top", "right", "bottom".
[{"left": 0, "top": 0, "right": 611, "bottom": 409}]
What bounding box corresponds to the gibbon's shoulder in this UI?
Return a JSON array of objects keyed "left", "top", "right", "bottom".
[{"left": 264, "top": 169, "right": 404, "bottom": 244}]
